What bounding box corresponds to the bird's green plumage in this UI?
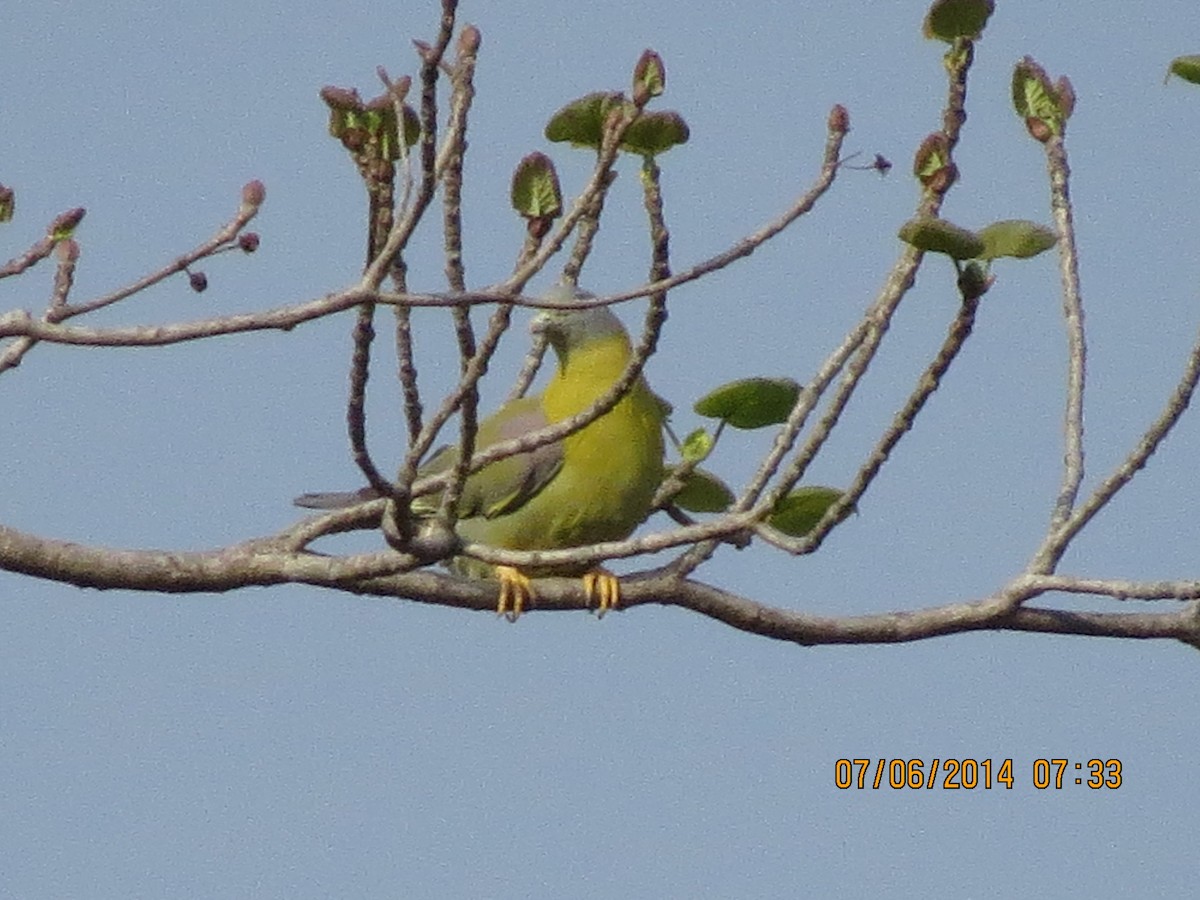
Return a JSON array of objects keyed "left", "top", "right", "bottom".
[
  {"left": 295, "top": 287, "right": 666, "bottom": 585},
  {"left": 449, "top": 301, "right": 665, "bottom": 576},
  {"left": 453, "top": 305, "right": 664, "bottom": 569}
]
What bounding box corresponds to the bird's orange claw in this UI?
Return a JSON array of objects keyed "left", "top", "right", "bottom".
[
  {"left": 495, "top": 565, "right": 533, "bottom": 622},
  {"left": 582, "top": 568, "right": 621, "bottom": 618}
]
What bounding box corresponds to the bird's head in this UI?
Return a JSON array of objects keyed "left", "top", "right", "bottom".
[{"left": 531, "top": 284, "right": 630, "bottom": 362}]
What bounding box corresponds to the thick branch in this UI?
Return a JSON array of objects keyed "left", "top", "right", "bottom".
[{"left": 3, "top": 523, "right": 1197, "bottom": 645}]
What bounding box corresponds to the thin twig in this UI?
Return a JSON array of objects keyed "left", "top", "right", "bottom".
[{"left": 1035, "top": 132, "right": 1088, "bottom": 561}]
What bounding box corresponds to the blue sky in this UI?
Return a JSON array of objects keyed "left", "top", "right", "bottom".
[{"left": 3, "top": 1, "right": 1198, "bottom": 897}]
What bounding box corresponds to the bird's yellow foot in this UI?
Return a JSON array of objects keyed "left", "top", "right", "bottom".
[
  {"left": 496, "top": 565, "right": 533, "bottom": 622},
  {"left": 582, "top": 568, "right": 621, "bottom": 619}
]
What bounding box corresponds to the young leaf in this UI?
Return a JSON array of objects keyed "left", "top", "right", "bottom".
[
  {"left": 922, "top": 0, "right": 994, "bottom": 43},
  {"left": 620, "top": 110, "right": 690, "bottom": 156},
  {"left": 510, "top": 152, "right": 562, "bottom": 220},
  {"left": 666, "top": 465, "right": 735, "bottom": 513},
  {"left": 913, "top": 132, "right": 958, "bottom": 194},
  {"left": 769, "top": 486, "right": 844, "bottom": 537},
  {"left": 693, "top": 378, "right": 801, "bottom": 430},
  {"left": 1012, "top": 57, "right": 1073, "bottom": 140},
  {"left": 898, "top": 216, "right": 985, "bottom": 260},
  {"left": 1166, "top": 55, "right": 1200, "bottom": 85},
  {"left": 977, "top": 220, "right": 1058, "bottom": 260},
  {"left": 544, "top": 91, "right": 627, "bottom": 149},
  {"left": 681, "top": 428, "right": 715, "bottom": 463},
  {"left": 633, "top": 49, "right": 666, "bottom": 102}
]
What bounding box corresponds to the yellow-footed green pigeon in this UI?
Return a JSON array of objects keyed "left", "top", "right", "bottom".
[{"left": 296, "top": 285, "right": 666, "bottom": 619}]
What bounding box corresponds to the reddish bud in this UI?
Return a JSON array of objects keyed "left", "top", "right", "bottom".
[
  {"left": 241, "top": 180, "right": 266, "bottom": 210},
  {"left": 49, "top": 207, "right": 86, "bottom": 236},
  {"left": 458, "top": 24, "right": 481, "bottom": 56},
  {"left": 1025, "top": 117, "right": 1052, "bottom": 143},
  {"left": 238, "top": 232, "right": 260, "bottom": 253},
  {"left": 828, "top": 104, "right": 850, "bottom": 134},
  {"left": 319, "top": 85, "right": 363, "bottom": 111},
  {"left": 188, "top": 271, "right": 208, "bottom": 293}
]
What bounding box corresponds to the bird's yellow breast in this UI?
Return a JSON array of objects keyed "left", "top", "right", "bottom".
[{"left": 460, "top": 332, "right": 664, "bottom": 561}]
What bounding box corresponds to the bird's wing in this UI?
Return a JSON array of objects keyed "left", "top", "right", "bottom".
[{"left": 418, "top": 394, "right": 564, "bottom": 520}]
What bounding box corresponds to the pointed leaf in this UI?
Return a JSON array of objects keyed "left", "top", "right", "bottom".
[
  {"left": 693, "top": 377, "right": 801, "bottom": 430},
  {"left": 769, "top": 486, "right": 844, "bottom": 537},
  {"left": 898, "top": 216, "right": 985, "bottom": 260},
  {"left": 978, "top": 220, "right": 1058, "bottom": 260},
  {"left": 633, "top": 49, "right": 666, "bottom": 102},
  {"left": 923, "top": 0, "right": 995, "bottom": 42},
  {"left": 1166, "top": 55, "right": 1200, "bottom": 86},
  {"left": 510, "top": 152, "right": 563, "bottom": 220},
  {"left": 667, "top": 465, "right": 735, "bottom": 513},
  {"left": 681, "top": 427, "right": 715, "bottom": 463},
  {"left": 545, "top": 91, "right": 628, "bottom": 149}
]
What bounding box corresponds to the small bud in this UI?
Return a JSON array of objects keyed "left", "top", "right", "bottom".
[
  {"left": 319, "top": 85, "right": 363, "bottom": 111},
  {"left": 49, "top": 207, "right": 86, "bottom": 238},
  {"left": 913, "top": 132, "right": 954, "bottom": 188},
  {"left": 957, "top": 262, "right": 993, "bottom": 301},
  {"left": 376, "top": 66, "right": 412, "bottom": 104},
  {"left": 1054, "top": 76, "right": 1076, "bottom": 119},
  {"left": 926, "top": 161, "right": 958, "bottom": 195},
  {"left": 828, "top": 104, "right": 850, "bottom": 134},
  {"left": 1024, "top": 117, "right": 1052, "bottom": 143},
  {"left": 458, "top": 23, "right": 481, "bottom": 56},
  {"left": 0, "top": 183, "right": 13, "bottom": 222},
  {"left": 188, "top": 271, "right": 208, "bottom": 293},
  {"left": 240, "top": 179, "right": 266, "bottom": 211},
  {"left": 238, "top": 232, "right": 260, "bottom": 253},
  {"left": 632, "top": 49, "right": 666, "bottom": 104},
  {"left": 872, "top": 154, "right": 892, "bottom": 176},
  {"left": 412, "top": 38, "right": 433, "bottom": 62},
  {"left": 527, "top": 216, "right": 552, "bottom": 240}
]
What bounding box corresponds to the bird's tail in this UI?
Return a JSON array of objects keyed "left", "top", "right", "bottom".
[{"left": 292, "top": 486, "right": 382, "bottom": 509}]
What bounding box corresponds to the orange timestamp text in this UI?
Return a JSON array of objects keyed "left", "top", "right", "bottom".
[{"left": 834, "top": 758, "right": 1123, "bottom": 790}]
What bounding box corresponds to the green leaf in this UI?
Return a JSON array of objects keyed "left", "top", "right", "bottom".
[
  {"left": 922, "top": 0, "right": 995, "bottom": 42},
  {"left": 680, "top": 428, "right": 715, "bottom": 463},
  {"left": 898, "top": 216, "right": 985, "bottom": 260},
  {"left": 769, "top": 486, "right": 844, "bottom": 537},
  {"left": 510, "top": 152, "right": 562, "bottom": 220},
  {"left": 1012, "top": 57, "right": 1073, "bottom": 140},
  {"left": 912, "top": 132, "right": 957, "bottom": 194},
  {"left": 633, "top": 49, "right": 666, "bottom": 101},
  {"left": 0, "top": 184, "right": 14, "bottom": 223},
  {"left": 399, "top": 104, "right": 421, "bottom": 148},
  {"left": 620, "top": 110, "right": 690, "bottom": 156},
  {"left": 1166, "top": 55, "right": 1200, "bottom": 86},
  {"left": 667, "top": 465, "right": 735, "bottom": 513},
  {"left": 977, "top": 220, "right": 1058, "bottom": 260},
  {"left": 693, "top": 377, "right": 801, "bottom": 430},
  {"left": 544, "top": 91, "right": 628, "bottom": 149}
]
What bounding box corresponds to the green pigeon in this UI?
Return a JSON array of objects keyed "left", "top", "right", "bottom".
[{"left": 297, "top": 285, "right": 666, "bottom": 618}]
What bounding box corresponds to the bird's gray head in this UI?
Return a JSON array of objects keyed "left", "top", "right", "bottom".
[{"left": 531, "top": 284, "right": 630, "bottom": 356}]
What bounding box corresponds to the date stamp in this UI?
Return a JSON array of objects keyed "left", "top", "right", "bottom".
[{"left": 833, "top": 758, "right": 1123, "bottom": 790}]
